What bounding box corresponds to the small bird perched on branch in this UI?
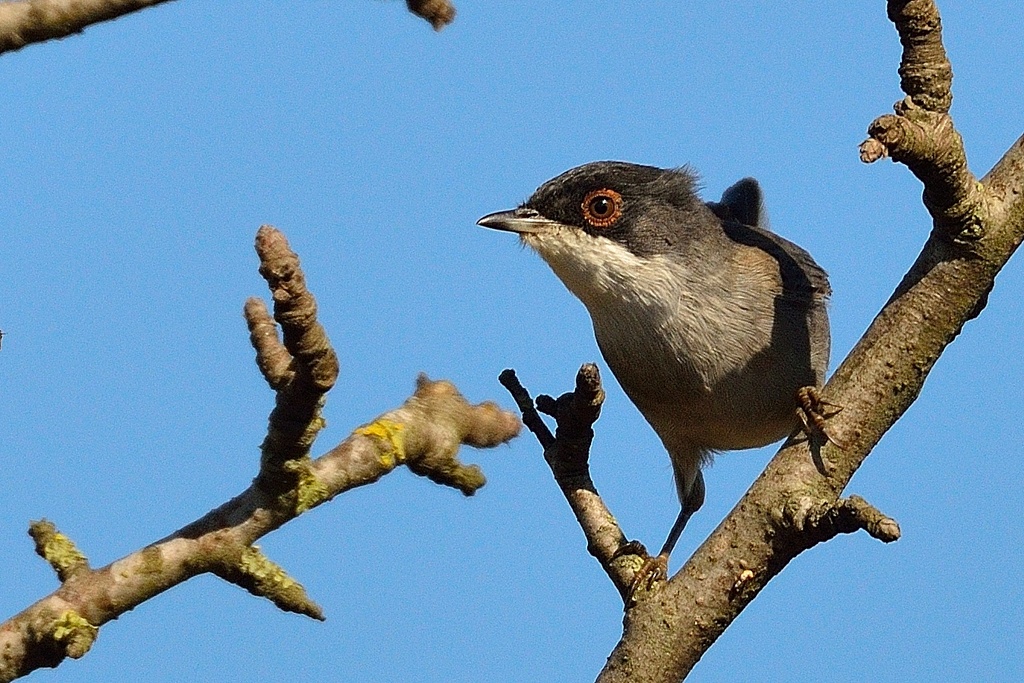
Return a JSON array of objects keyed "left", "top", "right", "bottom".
[{"left": 479, "top": 161, "right": 834, "bottom": 587}]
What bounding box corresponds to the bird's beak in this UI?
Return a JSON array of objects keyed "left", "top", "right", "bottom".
[{"left": 477, "top": 208, "right": 557, "bottom": 234}]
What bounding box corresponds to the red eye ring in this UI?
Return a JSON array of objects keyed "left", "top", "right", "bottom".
[{"left": 582, "top": 188, "right": 622, "bottom": 228}]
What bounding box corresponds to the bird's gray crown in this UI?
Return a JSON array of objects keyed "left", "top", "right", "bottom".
[{"left": 523, "top": 161, "right": 719, "bottom": 259}]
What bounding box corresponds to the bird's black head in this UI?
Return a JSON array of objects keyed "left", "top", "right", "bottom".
[{"left": 479, "top": 161, "right": 718, "bottom": 258}]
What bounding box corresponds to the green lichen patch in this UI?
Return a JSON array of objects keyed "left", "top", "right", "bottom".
[
  {"left": 236, "top": 546, "right": 324, "bottom": 620},
  {"left": 281, "top": 458, "right": 329, "bottom": 514},
  {"left": 355, "top": 419, "right": 407, "bottom": 469},
  {"left": 51, "top": 611, "right": 97, "bottom": 659},
  {"left": 28, "top": 520, "right": 89, "bottom": 581}
]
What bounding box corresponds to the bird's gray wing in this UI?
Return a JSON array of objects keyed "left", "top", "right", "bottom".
[
  {"left": 724, "top": 221, "right": 831, "bottom": 302},
  {"left": 708, "top": 178, "right": 831, "bottom": 302}
]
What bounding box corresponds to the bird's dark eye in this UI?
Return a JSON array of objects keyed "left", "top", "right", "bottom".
[{"left": 581, "top": 189, "right": 623, "bottom": 229}]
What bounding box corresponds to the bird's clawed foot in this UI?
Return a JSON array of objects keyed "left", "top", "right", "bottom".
[
  {"left": 612, "top": 539, "right": 649, "bottom": 560},
  {"left": 613, "top": 541, "right": 669, "bottom": 602},
  {"left": 796, "top": 386, "right": 846, "bottom": 449},
  {"left": 629, "top": 553, "right": 669, "bottom": 600}
]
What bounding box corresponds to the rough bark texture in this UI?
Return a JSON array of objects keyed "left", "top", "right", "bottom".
[
  {"left": 0, "top": 0, "right": 177, "bottom": 54},
  {"left": 501, "top": 366, "right": 643, "bottom": 599}
]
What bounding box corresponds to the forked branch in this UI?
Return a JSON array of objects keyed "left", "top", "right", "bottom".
[
  {"left": 0, "top": 227, "right": 519, "bottom": 682},
  {"left": 501, "top": 2, "right": 1024, "bottom": 681}
]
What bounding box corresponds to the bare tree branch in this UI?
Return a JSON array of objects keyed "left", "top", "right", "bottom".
[
  {"left": 587, "top": 3, "right": 1024, "bottom": 681},
  {"left": 500, "top": 366, "right": 644, "bottom": 600},
  {"left": 490, "top": 2, "right": 1022, "bottom": 681},
  {"left": 28, "top": 520, "right": 90, "bottom": 583},
  {"left": 406, "top": 0, "right": 455, "bottom": 31},
  {"left": 0, "top": 0, "right": 177, "bottom": 55},
  {"left": 0, "top": 227, "right": 520, "bottom": 683},
  {"left": 0, "top": 0, "right": 454, "bottom": 56},
  {"left": 247, "top": 227, "right": 339, "bottom": 486}
]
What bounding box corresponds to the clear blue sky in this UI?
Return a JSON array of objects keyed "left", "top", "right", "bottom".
[{"left": 2, "top": 2, "right": 1022, "bottom": 681}]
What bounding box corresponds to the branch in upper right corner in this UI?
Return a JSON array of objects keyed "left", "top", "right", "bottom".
[{"left": 860, "top": 0, "right": 986, "bottom": 242}]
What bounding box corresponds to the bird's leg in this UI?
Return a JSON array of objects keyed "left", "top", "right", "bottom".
[
  {"left": 626, "top": 472, "right": 705, "bottom": 600},
  {"left": 796, "top": 386, "right": 845, "bottom": 448},
  {"left": 659, "top": 507, "right": 691, "bottom": 558},
  {"left": 628, "top": 508, "right": 692, "bottom": 591}
]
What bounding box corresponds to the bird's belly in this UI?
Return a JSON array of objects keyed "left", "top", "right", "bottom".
[
  {"left": 592, "top": 308, "right": 811, "bottom": 452},
  {"left": 623, "top": 365, "right": 801, "bottom": 452},
  {"left": 650, "top": 395, "right": 797, "bottom": 451}
]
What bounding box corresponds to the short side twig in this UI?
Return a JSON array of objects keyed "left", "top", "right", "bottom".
[
  {"left": 28, "top": 520, "right": 90, "bottom": 583},
  {"left": 859, "top": 1, "right": 983, "bottom": 242},
  {"left": 246, "top": 227, "right": 339, "bottom": 487},
  {"left": 405, "top": 0, "right": 456, "bottom": 31},
  {"left": 501, "top": 365, "right": 639, "bottom": 600},
  {"left": 777, "top": 494, "right": 901, "bottom": 546}
]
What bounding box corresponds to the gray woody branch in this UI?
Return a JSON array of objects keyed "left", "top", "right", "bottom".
[
  {"left": 599, "top": 2, "right": 1024, "bottom": 680},
  {"left": 0, "top": 226, "right": 521, "bottom": 682},
  {"left": 503, "top": 2, "right": 1023, "bottom": 681},
  {"left": 0, "top": 0, "right": 455, "bottom": 55}
]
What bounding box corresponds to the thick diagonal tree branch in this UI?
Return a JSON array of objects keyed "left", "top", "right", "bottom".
[
  {"left": 586, "top": 3, "right": 1024, "bottom": 681},
  {"left": 0, "top": 0, "right": 454, "bottom": 56},
  {"left": 497, "top": 3, "right": 1023, "bottom": 681},
  {"left": 0, "top": 227, "right": 520, "bottom": 683}
]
